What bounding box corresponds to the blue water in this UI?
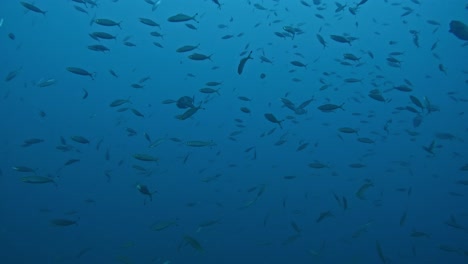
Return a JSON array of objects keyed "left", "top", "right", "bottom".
[{"left": 1, "top": 0, "right": 467, "bottom": 263}]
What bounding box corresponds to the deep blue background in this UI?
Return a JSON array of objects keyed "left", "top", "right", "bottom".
[{"left": 0, "top": 0, "right": 467, "bottom": 263}]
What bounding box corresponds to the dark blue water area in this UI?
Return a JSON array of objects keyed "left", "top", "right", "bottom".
[{"left": 0, "top": 0, "right": 467, "bottom": 263}]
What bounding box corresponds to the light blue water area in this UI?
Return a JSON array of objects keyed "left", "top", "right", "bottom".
[{"left": 0, "top": 0, "right": 467, "bottom": 263}]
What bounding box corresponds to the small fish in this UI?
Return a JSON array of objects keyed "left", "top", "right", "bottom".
[
  {"left": 20, "top": 2, "right": 47, "bottom": 15},
  {"left": 176, "top": 44, "right": 200, "bottom": 53},
  {"left": 183, "top": 235, "right": 204, "bottom": 252},
  {"left": 188, "top": 53, "right": 212, "bottom": 61},
  {"left": 94, "top": 18, "right": 121, "bottom": 28},
  {"left": 316, "top": 211, "right": 333, "bottom": 223},
  {"left": 50, "top": 218, "right": 78, "bottom": 226},
  {"left": 317, "top": 103, "right": 344, "bottom": 112},
  {"left": 137, "top": 184, "right": 157, "bottom": 202},
  {"left": 264, "top": 113, "right": 283, "bottom": 128},
  {"left": 139, "top": 18, "right": 160, "bottom": 27},
  {"left": 70, "top": 136, "right": 90, "bottom": 144},
  {"left": 133, "top": 154, "right": 158, "bottom": 162},
  {"left": 167, "top": 13, "right": 198, "bottom": 23},
  {"left": 237, "top": 51, "right": 253, "bottom": 75},
  {"left": 66, "top": 67, "right": 94, "bottom": 80},
  {"left": 21, "top": 176, "right": 56, "bottom": 185},
  {"left": 12, "top": 166, "right": 36, "bottom": 173},
  {"left": 110, "top": 99, "right": 130, "bottom": 107},
  {"left": 185, "top": 141, "right": 217, "bottom": 147}
]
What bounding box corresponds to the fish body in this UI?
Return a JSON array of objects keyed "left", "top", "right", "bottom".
[
  {"left": 90, "top": 32, "right": 116, "bottom": 40},
  {"left": 185, "top": 141, "right": 216, "bottom": 147},
  {"left": 237, "top": 51, "right": 253, "bottom": 75},
  {"left": 188, "top": 53, "right": 212, "bottom": 61},
  {"left": 21, "top": 176, "right": 55, "bottom": 185},
  {"left": 139, "top": 18, "right": 161, "bottom": 27},
  {"left": 264, "top": 113, "right": 283, "bottom": 128},
  {"left": 50, "top": 218, "right": 78, "bottom": 226},
  {"left": 70, "top": 136, "right": 90, "bottom": 144},
  {"left": 66, "top": 67, "right": 94, "bottom": 80},
  {"left": 88, "top": 44, "right": 110, "bottom": 52},
  {"left": 137, "top": 184, "right": 156, "bottom": 201},
  {"left": 94, "top": 18, "right": 121, "bottom": 28},
  {"left": 330, "top": 34, "right": 352, "bottom": 45},
  {"left": 176, "top": 44, "right": 199, "bottom": 53},
  {"left": 176, "top": 104, "right": 203, "bottom": 120},
  {"left": 110, "top": 99, "right": 130, "bottom": 107},
  {"left": 449, "top": 20, "right": 468, "bottom": 41},
  {"left": 20, "top": 2, "right": 47, "bottom": 15},
  {"left": 168, "top": 13, "right": 198, "bottom": 23},
  {"left": 317, "top": 103, "right": 344, "bottom": 112},
  {"left": 133, "top": 154, "right": 158, "bottom": 162}
]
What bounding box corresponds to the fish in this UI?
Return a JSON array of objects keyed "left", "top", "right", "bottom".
[
  {"left": 409, "top": 95, "right": 424, "bottom": 110},
  {"left": 317, "top": 103, "right": 344, "bottom": 112},
  {"left": 137, "top": 184, "right": 156, "bottom": 202},
  {"left": 356, "top": 182, "right": 373, "bottom": 200},
  {"left": 338, "top": 127, "right": 358, "bottom": 134},
  {"left": 290, "top": 60, "right": 307, "bottom": 68},
  {"left": 133, "top": 154, "right": 158, "bottom": 162},
  {"left": 316, "top": 34, "right": 327, "bottom": 48},
  {"left": 399, "top": 211, "right": 407, "bottom": 227},
  {"left": 89, "top": 31, "right": 116, "bottom": 40},
  {"left": 5, "top": 66, "right": 23, "bottom": 82},
  {"left": 188, "top": 53, "right": 212, "bottom": 61},
  {"left": 73, "top": 5, "right": 88, "bottom": 14},
  {"left": 110, "top": 98, "right": 130, "bottom": 107},
  {"left": 212, "top": 0, "right": 222, "bottom": 9},
  {"left": 176, "top": 104, "right": 204, "bottom": 120},
  {"left": 237, "top": 51, "right": 253, "bottom": 75},
  {"left": 308, "top": 162, "right": 328, "bottom": 169},
  {"left": 316, "top": 211, "right": 333, "bottom": 223},
  {"left": 422, "top": 140, "right": 436, "bottom": 155},
  {"left": 88, "top": 44, "right": 110, "bottom": 52},
  {"left": 183, "top": 235, "right": 204, "bottom": 252},
  {"left": 199, "top": 87, "right": 220, "bottom": 95},
  {"left": 82, "top": 88, "right": 88, "bottom": 99},
  {"left": 238, "top": 96, "right": 251, "bottom": 101},
  {"left": 139, "top": 18, "right": 160, "bottom": 27},
  {"left": 21, "top": 138, "right": 44, "bottom": 147},
  {"left": 186, "top": 23, "right": 197, "bottom": 30},
  {"left": 94, "top": 18, "right": 121, "bottom": 28},
  {"left": 330, "top": 34, "right": 352, "bottom": 45},
  {"left": 205, "top": 81, "right": 222, "bottom": 86},
  {"left": 70, "top": 136, "right": 90, "bottom": 144},
  {"left": 264, "top": 113, "right": 283, "bottom": 128},
  {"left": 131, "top": 108, "right": 144, "bottom": 117},
  {"left": 410, "top": 230, "right": 430, "bottom": 238},
  {"left": 176, "top": 44, "right": 199, "bottom": 53},
  {"left": 449, "top": 20, "right": 468, "bottom": 41},
  {"left": 357, "top": 137, "right": 374, "bottom": 144},
  {"left": 185, "top": 141, "right": 217, "bottom": 147},
  {"left": 12, "top": 166, "right": 36, "bottom": 173},
  {"left": 20, "top": 2, "right": 47, "bottom": 15},
  {"left": 66, "top": 67, "right": 94, "bottom": 80},
  {"left": 21, "top": 176, "right": 56, "bottom": 185},
  {"left": 291, "top": 221, "right": 301, "bottom": 233},
  {"left": 168, "top": 13, "right": 198, "bottom": 23},
  {"left": 36, "top": 78, "right": 56, "bottom": 87},
  {"left": 151, "top": 220, "right": 178, "bottom": 231},
  {"left": 50, "top": 218, "right": 78, "bottom": 226},
  {"left": 64, "top": 159, "right": 80, "bottom": 166},
  {"left": 198, "top": 219, "right": 221, "bottom": 230},
  {"left": 376, "top": 241, "right": 389, "bottom": 264}
]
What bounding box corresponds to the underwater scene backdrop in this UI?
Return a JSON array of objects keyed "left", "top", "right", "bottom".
[{"left": 1, "top": 0, "right": 468, "bottom": 263}]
